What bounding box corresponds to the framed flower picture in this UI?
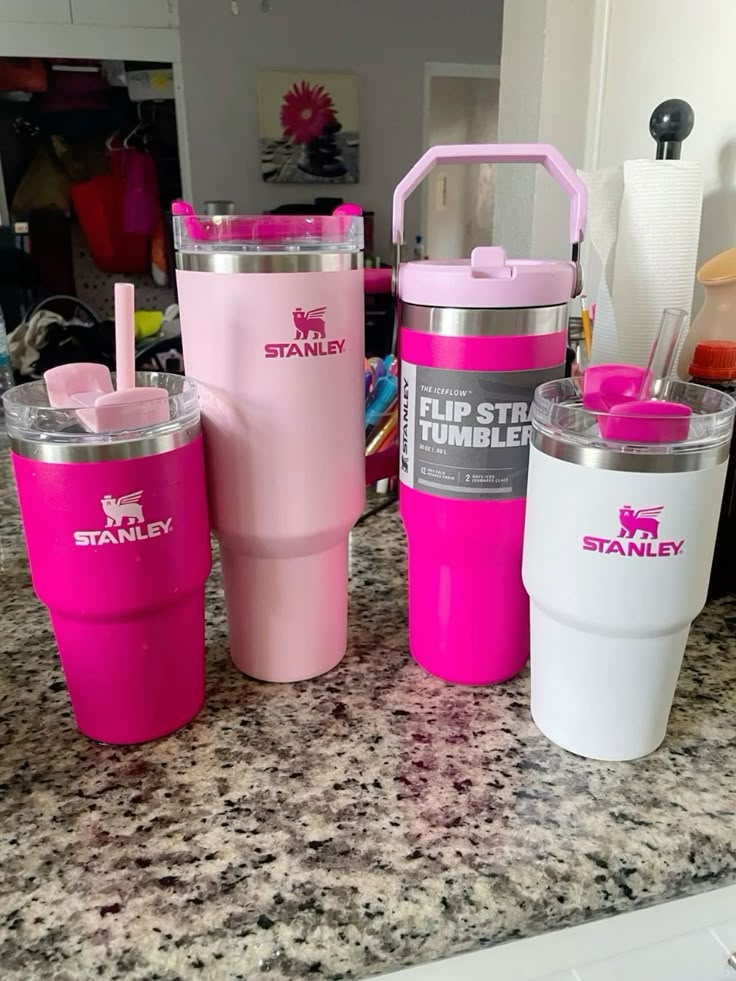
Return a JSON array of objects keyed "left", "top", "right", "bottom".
[{"left": 257, "top": 70, "right": 359, "bottom": 183}]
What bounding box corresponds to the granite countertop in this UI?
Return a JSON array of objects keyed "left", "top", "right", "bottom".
[{"left": 2, "top": 446, "right": 736, "bottom": 981}]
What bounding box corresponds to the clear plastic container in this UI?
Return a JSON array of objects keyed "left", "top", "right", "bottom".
[
  {"left": 172, "top": 213, "right": 363, "bottom": 254},
  {"left": 532, "top": 377, "right": 735, "bottom": 462},
  {"left": 3, "top": 372, "right": 199, "bottom": 453}
]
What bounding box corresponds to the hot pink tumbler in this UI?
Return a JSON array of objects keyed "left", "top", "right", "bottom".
[
  {"left": 394, "top": 145, "right": 587, "bottom": 684},
  {"left": 174, "top": 212, "right": 365, "bottom": 682},
  {"left": 3, "top": 373, "right": 211, "bottom": 743}
]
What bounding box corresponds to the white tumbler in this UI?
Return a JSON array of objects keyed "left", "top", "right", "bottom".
[{"left": 522, "top": 378, "right": 735, "bottom": 761}]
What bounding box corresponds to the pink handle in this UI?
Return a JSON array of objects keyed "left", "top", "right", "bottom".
[{"left": 392, "top": 143, "right": 587, "bottom": 246}]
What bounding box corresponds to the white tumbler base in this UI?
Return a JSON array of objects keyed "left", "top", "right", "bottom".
[{"left": 530, "top": 602, "right": 690, "bottom": 761}]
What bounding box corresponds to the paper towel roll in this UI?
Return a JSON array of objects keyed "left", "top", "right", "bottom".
[{"left": 581, "top": 160, "right": 703, "bottom": 367}]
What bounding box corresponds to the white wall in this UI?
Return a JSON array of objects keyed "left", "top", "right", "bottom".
[
  {"left": 594, "top": 0, "right": 736, "bottom": 297},
  {"left": 496, "top": 0, "right": 736, "bottom": 304},
  {"left": 464, "top": 78, "right": 499, "bottom": 256},
  {"left": 529, "top": 0, "right": 595, "bottom": 261},
  {"left": 425, "top": 76, "right": 499, "bottom": 259},
  {"left": 494, "top": 0, "right": 595, "bottom": 261},
  {"left": 177, "top": 0, "right": 503, "bottom": 259},
  {"left": 493, "top": 0, "right": 546, "bottom": 259},
  {"left": 426, "top": 77, "right": 473, "bottom": 259}
]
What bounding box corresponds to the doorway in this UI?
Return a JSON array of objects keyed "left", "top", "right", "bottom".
[{"left": 422, "top": 64, "right": 499, "bottom": 260}]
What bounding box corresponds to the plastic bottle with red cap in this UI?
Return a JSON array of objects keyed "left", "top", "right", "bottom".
[{"left": 689, "top": 340, "right": 736, "bottom": 597}]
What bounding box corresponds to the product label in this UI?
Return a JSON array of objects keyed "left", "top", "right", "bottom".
[{"left": 400, "top": 362, "right": 562, "bottom": 500}]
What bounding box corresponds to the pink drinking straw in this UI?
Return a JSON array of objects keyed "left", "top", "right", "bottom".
[
  {"left": 94, "top": 282, "right": 168, "bottom": 429},
  {"left": 114, "top": 283, "right": 136, "bottom": 390}
]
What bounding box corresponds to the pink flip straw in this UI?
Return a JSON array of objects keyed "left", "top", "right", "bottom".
[{"left": 584, "top": 308, "right": 691, "bottom": 443}]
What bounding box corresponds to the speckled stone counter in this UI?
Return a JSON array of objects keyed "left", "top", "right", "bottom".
[{"left": 2, "top": 447, "right": 736, "bottom": 981}]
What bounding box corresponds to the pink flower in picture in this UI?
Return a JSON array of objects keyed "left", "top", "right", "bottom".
[{"left": 280, "top": 80, "right": 335, "bottom": 143}]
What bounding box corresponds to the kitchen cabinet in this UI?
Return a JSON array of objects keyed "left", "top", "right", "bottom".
[
  {"left": 0, "top": 0, "right": 71, "bottom": 23},
  {"left": 0, "top": 0, "right": 181, "bottom": 61},
  {"left": 69, "top": 0, "right": 179, "bottom": 28}
]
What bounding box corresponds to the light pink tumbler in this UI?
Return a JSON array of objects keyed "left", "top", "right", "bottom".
[
  {"left": 395, "top": 145, "right": 586, "bottom": 685},
  {"left": 3, "top": 373, "right": 211, "bottom": 743},
  {"left": 174, "top": 212, "right": 365, "bottom": 682}
]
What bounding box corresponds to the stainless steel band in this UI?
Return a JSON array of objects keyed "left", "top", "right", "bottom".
[
  {"left": 175, "top": 251, "right": 362, "bottom": 274},
  {"left": 10, "top": 421, "right": 201, "bottom": 463},
  {"left": 532, "top": 429, "right": 729, "bottom": 473},
  {"left": 401, "top": 303, "right": 567, "bottom": 337}
]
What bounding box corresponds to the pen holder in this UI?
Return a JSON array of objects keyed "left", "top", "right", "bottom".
[{"left": 364, "top": 267, "right": 399, "bottom": 485}]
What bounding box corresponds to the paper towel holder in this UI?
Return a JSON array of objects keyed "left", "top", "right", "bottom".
[{"left": 649, "top": 99, "right": 695, "bottom": 160}]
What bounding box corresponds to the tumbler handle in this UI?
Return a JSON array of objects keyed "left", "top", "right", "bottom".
[{"left": 391, "top": 143, "right": 587, "bottom": 247}]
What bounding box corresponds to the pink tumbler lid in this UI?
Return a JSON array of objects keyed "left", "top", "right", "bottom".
[
  {"left": 172, "top": 201, "right": 363, "bottom": 253},
  {"left": 392, "top": 144, "right": 586, "bottom": 309},
  {"left": 398, "top": 246, "right": 577, "bottom": 309}
]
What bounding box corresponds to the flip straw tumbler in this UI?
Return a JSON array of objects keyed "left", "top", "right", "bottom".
[
  {"left": 4, "top": 373, "right": 211, "bottom": 744},
  {"left": 174, "top": 210, "right": 365, "bottom": 682},
  {"left": 523, "top": 378, "right": 735, "bottom": 760},
  {"left": 395, "top": 144, "right": 586, "bottom": 684}
]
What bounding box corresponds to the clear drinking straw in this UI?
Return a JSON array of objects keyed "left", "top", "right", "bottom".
[{"left": 638, "top": 308, "right": 689, "bottom": 400}]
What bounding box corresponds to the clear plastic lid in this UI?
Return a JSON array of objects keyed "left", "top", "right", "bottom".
[
  {"left": 3, "top": 372, "right": 198, "bottom": 447},
  {"left": 173, "top": 214, "right": 363, "bottom": 254},
  {"left": 532, "top": 377, "right": 735, "bottom": 456}
]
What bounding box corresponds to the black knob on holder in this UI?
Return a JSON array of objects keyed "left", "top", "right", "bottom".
[{"left": 649, "top": 99, "right": 694, "bottom": 160}]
